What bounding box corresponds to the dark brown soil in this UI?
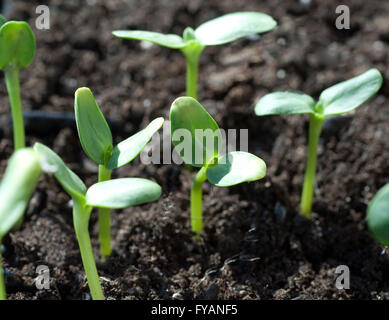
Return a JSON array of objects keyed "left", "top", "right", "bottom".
[{"left": 0, "top": 0, "right": 389, "bottom": 300}]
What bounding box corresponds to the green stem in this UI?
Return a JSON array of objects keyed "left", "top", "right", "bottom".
[
  {"left": 190, "top": 166, "right": 207, "bottom": 238},
  {"left": 98, "top": 165, "right": 112, "bottom": 261},
  {"left": 73, "top": 199, "right": 104, "bottom": 300},
  {"left": 0, "top": 238, "right": 6, "bottom": 300},
  {"left": 182, "top": 45, "right": 204, "bottom": 100},
  {"left": 300, "top": 114, "right": 325, "bottom": 218},
  {"left": 4, "top": 67, "right": 25, "bottom": 150}
]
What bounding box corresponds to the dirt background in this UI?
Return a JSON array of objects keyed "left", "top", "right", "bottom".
[{"left": 0, "top": 0, "right": 389, "bottom": 300}]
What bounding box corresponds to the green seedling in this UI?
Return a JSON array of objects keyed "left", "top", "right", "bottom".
[
  {"left": 255, "top": 68, "right": 383, "bottom": 218},
  {"left": 0, "top": 148, "right": 42, "bottom": 300},
  {"left": 170, "top": 97, "right": 266, "bottom": 239},
  {"left": 0, "top": 16, "right": 36, "bottom": 150},
  {"left": 34, "top": 143, "right": 161, "bottom": 300},
  {"left": 113, "top": 12, "right": 276, "bottom": 99},
  {"left": 74, "top": 87, "right": 164, "bottom": 260},
  {"left": 367, "top": 183, "right": 389, "bottom": 247}
]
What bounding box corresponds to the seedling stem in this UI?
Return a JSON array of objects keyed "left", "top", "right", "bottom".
[
  {"left": 182, "top": 43, "right": 204, "bottom": 99},
  {"left": 301, "top": 114, "right": 324, "bottom": 217},
  {"left": 97, "top": 164, "right": 112, "bottom": 260},
  {"left": 73, "top": 198, "right": 104, "bottom": 300},
  {"left": 5, "top": 66, "right": 25, "bottom": 149},
  {"left": 190, "top": 166, "right": 207, "bottom": 237}
]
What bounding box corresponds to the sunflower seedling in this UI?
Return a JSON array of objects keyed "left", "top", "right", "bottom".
[
  {"left": 255, "top": 68, "right": 383, "bottom": 217},
  {"left": 75, "top": 87, "right": 164, "bottom": 260},
  {"left": 0, "top": 148, "right": 42, "bottom": 300},
  {"left": 367, "top": 183, "right": 389, "bottom": 247},
  {"left": 34, "top": 142, "right": 162, "bottom": 300},
  {"left": 0, "top": 16, "right": 36, "bottom": 150},
  {"left": 113, "top": 12, "right": 276, "bottom": 99},
  {"left": 170, "top": 97, "right": 266, "bottom": 239}
]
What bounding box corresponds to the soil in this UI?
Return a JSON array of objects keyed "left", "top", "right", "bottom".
[{"left": 0, "top": 0, "right": 389, "bottom": 300}]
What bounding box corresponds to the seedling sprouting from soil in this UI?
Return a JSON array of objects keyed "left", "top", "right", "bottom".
[
  {"left": 113, "top": 12, "right": 277, "bottom": 99},
  {"left": 0, "top": 16, "right": 36, "bottom": 150},
  {"left": 34, "top": 143, "right": 162, "bottom": 300},
  {"left": 75, "top": 87, "right": 164, "bottom": 260},
  {"left": 170, "top": 97, "right": 266, "bottom": 239},
  {"left": 0, "top": 148, "right": 42, "bottom": 300},
  {"left": 255, "top": 68, "right": 383, "bottom": 218},
  {"left": 367, "top": 183, "right": 389, "bottom": 246}
]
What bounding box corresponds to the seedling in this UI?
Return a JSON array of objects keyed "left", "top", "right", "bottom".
[
  {"left": 0, "top": 148, "right": 42, "bottom": 300},
  {"left": 367, "top": 183, "right": 389, "bottom": 247},
  {"left": 74, "top": 87, "right": 164, "bottom": 260},
  {"left": 113, "top": 12, "right": 276, "bottom": 99},
  {"left": 255, "top": 68, "right": 383, "bottom": 217},
  {"left": 0, "top": 16, "right": 36, "bottom": 150},
  {"left": 34, "top": 143, "right": 162, "bottom": 300},
  {"left": 170, "top": 97, "right": 266, "bottom": 239}
]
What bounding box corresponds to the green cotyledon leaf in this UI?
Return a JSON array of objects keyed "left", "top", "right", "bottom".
[
  {"left": 170, "top": 97, "right": 222, "bottom": 167},
  {"left": 318, "top": 68, "right": 383, "bottom": 116},
  {"left": 195, "top": 12, "right": 277, "bottom": 46},
  {"left": 33, "top": 143, "right": 87, "bottom": 201},
  {"left": 106, "top": 117, "right": 164, "bottom": 169},
  {"left": 0, "top": 148, "right": 41, "bottom": 237},
  {"left": 0, "top": 21, "right": 36, "bottom": 69},
  {"left": 206, "top": 151, "right": 266, "bottom": 187},
  {"left": 255, "top": 91, "right": 316, "bottom": 116},
  {"left": 74, "top": 87, "right": 113, "bottom": 165},
  {"left": 113, "top": 12, "right": 277, "bottom": 49},
  {"left": 112, "top": 30, "right": 187, "bottom": 49},
  {"left": 86, "top": 178, "right": 162, "bottom": 209},
  {"left": 367, "top": 183, "right": 389, "bottom": 247}
]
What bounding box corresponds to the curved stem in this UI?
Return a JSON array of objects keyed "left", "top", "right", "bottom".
[
  {"left": 0, "top": 238, "right": 6, "bottom": 300},
  {"left": 5, "top": 67, "right": 25, "bottom": 150},
  {"left": 73, "top": 199, "right": 104, "bottom": 300},
  {"left": 97, "top": 165, "right": 112, "bottom": 261},
  {"left": 300, "top": 114, "right": 324, "bottom": 218},
  {"left": 190, "top": 166, "right": 207, "bottom": 239}
]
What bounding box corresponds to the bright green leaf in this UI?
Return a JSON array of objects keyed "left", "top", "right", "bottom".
[
  {"left": 106, "top": 117, "right": 164, "bottom": 169},
  {"left": 367, "top": 183, "right": 389, "bottom": 246},
  {"left": 86, "top": 178, "right": 162, "bottom": 209},
  {"left": 75, "top": 87, "right": 113, "bottom": 165},
  {"left": 255, "top": 91, "right": 316, "bottom": 116},
  {"left": 0, "top": 21, "right": 36, "bottom": 69},
  {"left": 112, "top": 30, "right": 187, "bottom": 49},
  {"left": 0, "top": 148, "right": 41, "bottom": 236},
  {"left": 319, "top": 68, "right": 383, "bottom": 116},
  {"left": 206, "top": 151, "right": 266, "bottom": 187},
  {"left": 170, "top": 97, "right": 221, "bottom": 167},
  {"left": 195, "top": 12, "right": 277, "bottom": 46},
  {"left": 33, "top": 143, "right": 87, "bottom": 200}
]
